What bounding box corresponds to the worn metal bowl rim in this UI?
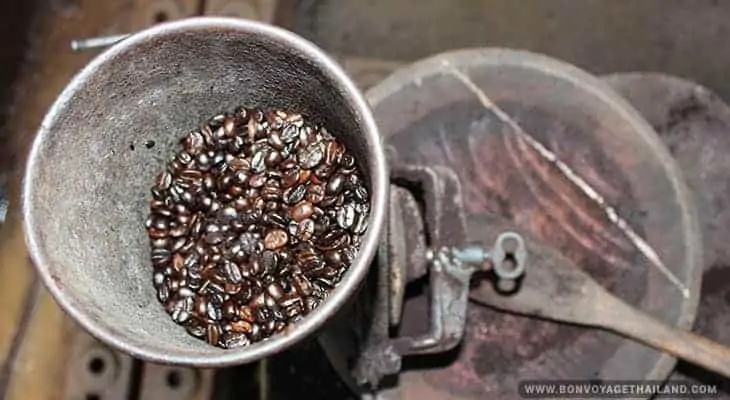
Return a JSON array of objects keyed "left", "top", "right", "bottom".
[
  {"left": 22, "top": 17, "right": 388, "bottom": 367},
  {"left": 366, "top": 47, "right": 702, "bottom": 384}
]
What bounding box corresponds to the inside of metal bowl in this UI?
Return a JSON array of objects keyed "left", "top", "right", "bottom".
[{"left": 22, "top": 19, "right": 381, "bottom": 364}]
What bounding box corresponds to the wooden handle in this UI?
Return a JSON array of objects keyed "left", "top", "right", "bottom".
[{"left": 599, "top": 293, "right": 730, "bottom": 379}]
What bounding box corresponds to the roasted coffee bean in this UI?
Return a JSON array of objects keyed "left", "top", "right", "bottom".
[
  {"left": 224, "top": 332, "right": 250, "bottom": 349},
  {"left": 187, "top": 323, "right": 206, "bottom": 338},
  {"left": 296, "top": 218, "right": 315, "bottom": 241},
  {"left": 151, "top": 248, "right": 171, "bottom": 267},
  {"left": 184, "top": 131, "right": 205, "bottom": 155},
  {"left": 326, "top": 174, "right": 345, "bottom": 195},
  {"left": 207, "top": 299, "right": 223, "bottom": 321},
  {"left": 292, "top": 274, "right": 313, "bottom": 296},
  {"left": 318, "top": 195, "right": 338, "bottom": 208},
  {"left": 153, "top": 272, "right": 165, "bottom": 287},
  {"left": 264, "top": 229, "right": 288, "bottom": 250},
  {"left": 223, "top": 260, "right": 243, "bottom": 284},
  {"left": 352, "top": 212, "right": 369, "bottom": 235},
  {"left": 249, "top": 173, "right": 266, "bottom": 188},
  {"left": 151, "top": 237, "right": 170, "bottom": 249},
  {"left": 339, "top": 153, "right": 355, "bottom": 169},
  {"left": 194, "top": 296, "right": 208, "bottom": 317},
  {"left": 316, "top": 229, "right": 350, "bottom": 251},
  {"left": 245, "top": 256, "right": 262, "bottom": 276},
  {"left": 267, "top": 282, "right": 285, "bottom": 300},
  {"left": 290, "top": 201, "right": 314, "bottom": 222},
  {"left": 146, "top": 107, "right": 369, "bottom": 349},
  {"left": 157, "top": 279, "right": 170, "bottom": 302},
  {"left": 262, "top": 212, "right": 287, "bottom": 228},
  {"left": 171, "top": 306, "right": 191, "bottom": 324},
  {"left": 337, "top": 203, "right": 357, "bottom": 229},
  {"left": 324, "top": 250, "right": 344, "bottom": 267},
  {"left": 281, "top": 124, "right": 299, "bottom": 143},
  {"left": 224, "top": 282, "right": 241, "bottom": 295},
  {"left": 206, "top": 323, "right": 221, "bottom": 346},
  {"left": 156, "top": 171, "right": 173, "bottom": 191},
  {"left": 306, "top": 183, "right": 325, "bottom": 205},
  {"left": 261, "top": 250, "right": 278, "bottom": 275},
  {"left": 298, "top": 143, "right": 324, "bottom": 169},
  {"left": 204, "top": 232, "right": 224, "bottom": 245},
  {"left": 281, "top": 168, "right": 300, "bottom": 188},
  {"left": 264, "top": 150, "right": 282, "bottom": 167},
  {"left": 283, "top": 184, "right": 307, "bottom": 205}
]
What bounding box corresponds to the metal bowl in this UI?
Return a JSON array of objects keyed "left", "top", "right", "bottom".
[{"left": 21, "top": 17, "right": 388, "bottom": 367}]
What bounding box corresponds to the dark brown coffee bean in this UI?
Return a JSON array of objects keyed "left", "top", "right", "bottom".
[
  {"left": 296, "top": 218, "right": 315, "bottom": 241},
  {"left": 187, "top": 323, "right": 206, "bottom": 338},
  {"left": 267, "top": 282, "right": 285, "bottom": 300},
  {"left": 261, "top": 250, "right": 278, "bottom": 274},
  {"left": 263, "top": 212, "right": 287, "bottom": 228},
  {"left": 303, "top": 296, "right": 320, "bottom": 313},
  {"left": 281, "top": 169, "right": 300, "bottom": 188},
  {"left": 238, "top": 306, "right": 256, "bottom": 323},
  {"left": 249, "top": 257, "right": 263, "bottom": 276},
  {"left": 326, "top": 174, "right": 345, "bottom": 195},
  {"left": 306, "top": 183, "right": 325, "bottom": 204},
  {"left": 206, "top": 323, "right": 221, "bottom": 346},
  {"left": 204, "top": 232, "right": 224, "bottom": 245},
  {"left": 337, "top": 203, "right": 357, "bottom": 229},
  {"left": 224, "top": 282, "right": 241, "bottom": 295},
  {"left": 157, "top": 280, "right": 170, "bottom": 302},
  {"left": 283, "top": 184, "right": 306, "bottom": 205},
  {"left": 316, "top": 229, "right": 350, "bottom": 251},
  {"left": 352, "top": 212, "right": 369, "bottom": 235},
  {"left": 207, "top": 299, "right": 223, "bottom": 321},
  {"left": 292, "top": 275, "right": 313, "bottom": 296},
  {"left": 151, "top": 248, "right": 171, "bottom": 266},
  {"left": 156, "top": 171, "right": 172, "bottom": 191},
  {"left": 324, "top": 250, "right": 343, "bottom": 267},
  {"left": 264, "top": 150, "right": 282, "bottom": 167},
  {"left": 224, "top": 332, "right": 250, "bottom": 349},
  {"left": 183, "top": 131, "right": 205, "bottom": 155},
  {"left": 153, "top": 272, "right": 165, "bottom": 287},
  {"left": 223, "top": 261, "right": 243, "bottom": 284},
  {"left": 298, "top": 169, "right": 311, "bottom": 184},
  {"left": 281, "top": 124, "right": 298, "bottom": 143},
  {"left": 249, "top": 173, "right": 266, "bottom": 188},
  {"left": 171, "top": 306, "right": 191, "bottom": 324},
  {"left": 290, "top": 201, "right": 314, "bottom": 222},
  {"left": 194, "top": 296, "right": 208, "bottom": 317}
]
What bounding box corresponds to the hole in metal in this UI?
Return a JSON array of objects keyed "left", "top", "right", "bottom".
[
  {"left": 154, "top": 11, "right": 168, "bottom": 23},
  {"left": 166, "top": 370, "right": 182, "bottom": 389},
  {"left": 88, "top": 357, "right": 105, "bottom": 375},
  {"left": 501, "top": 252, "right": 518, "bottom": 272}
]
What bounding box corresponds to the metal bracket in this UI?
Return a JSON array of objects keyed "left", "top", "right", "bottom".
[{"left": 342, "top": 160, "right": 528, "bottom": 389}]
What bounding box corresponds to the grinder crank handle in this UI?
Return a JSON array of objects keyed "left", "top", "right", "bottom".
[
  {"left": 596, "top": 289, "right": 730, "bottom": 379},
  {"left": 470, "top": 235, "right": 730, "bottom": 379}
]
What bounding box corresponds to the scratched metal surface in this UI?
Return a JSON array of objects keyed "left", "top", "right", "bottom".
[{"left": 604, "top": 73, "right": 730, "bottom": 399}]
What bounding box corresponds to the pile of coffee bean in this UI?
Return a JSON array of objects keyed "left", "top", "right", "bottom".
[{"left": 145, "top": 107, "right": 370, "bottom": 349}]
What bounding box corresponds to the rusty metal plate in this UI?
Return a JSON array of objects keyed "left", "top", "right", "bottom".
[
  {"left": 603, "top": 72, "right": 730, "bottom": 399},
  {"left": 365, "top": 49, "right": 702, "bottom": 399}
]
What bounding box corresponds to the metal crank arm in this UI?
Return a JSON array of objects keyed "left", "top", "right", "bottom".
[{"left": 347, "top": 155, "right": 529, "bottom": 389}]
